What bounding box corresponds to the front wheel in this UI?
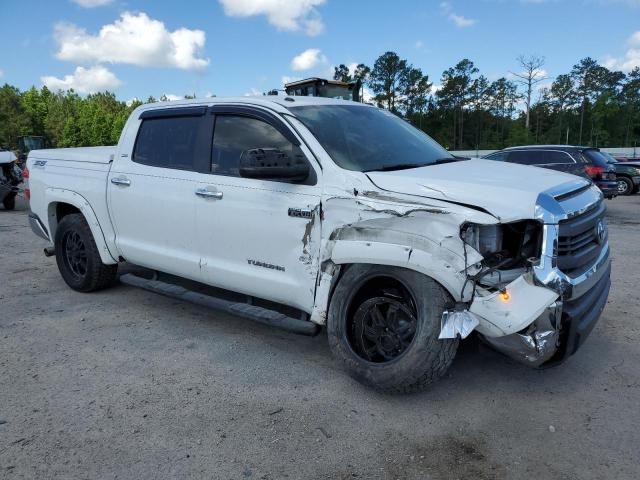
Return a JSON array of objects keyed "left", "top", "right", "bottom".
[
  {"left": 327, "top": 265, "right": 458, "bottom": 394},
  {"left": 617, "top": 176, "right": 633, "bottom": 196},
  {"left": 54, "top": 213, "right": 118, "bottom": 292}
]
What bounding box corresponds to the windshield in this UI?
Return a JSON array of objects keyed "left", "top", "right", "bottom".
[{"left": 289, "top": 105, "right": 452, "bottom": 172}]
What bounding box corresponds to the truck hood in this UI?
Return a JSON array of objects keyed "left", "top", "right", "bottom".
[{"left": 366, "top": 159, "right": 588, "bottom": 221}]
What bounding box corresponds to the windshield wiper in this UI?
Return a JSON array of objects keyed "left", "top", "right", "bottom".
[
  {"left": 365, "top": 157, "right": 468, "bottom": 172},
  {"left": 364, "top": 163, "right": 427, "bottom": 172},
  {"left": 431, "top": 157, "right": 469, "bottom": 165}
]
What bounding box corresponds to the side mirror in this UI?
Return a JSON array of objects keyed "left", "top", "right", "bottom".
[{"left": 239, "top": 148, "right": 309, "bottom": 182}]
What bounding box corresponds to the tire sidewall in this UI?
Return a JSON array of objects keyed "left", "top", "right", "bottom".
[
  {"left": 327, "top": 264, "right": 457, "bottom": 390},
  {"left": 618, "top": 177, "right": 632, "bottom": 195},
  {"left": 54, "top": 215, "right": 98, "bottom": 291}
]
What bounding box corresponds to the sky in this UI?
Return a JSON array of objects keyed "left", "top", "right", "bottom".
[{"left": 0, "top": 0, "right": 639, "bottom": 102}]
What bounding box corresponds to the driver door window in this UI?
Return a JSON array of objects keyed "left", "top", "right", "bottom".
[{"left": 211, "top": 115, "right": 305, "bottom": 179}]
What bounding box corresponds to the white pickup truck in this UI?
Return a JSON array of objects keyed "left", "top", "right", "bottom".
[{"left": 26, "top": 97, "right": 611, "bottom": 392}]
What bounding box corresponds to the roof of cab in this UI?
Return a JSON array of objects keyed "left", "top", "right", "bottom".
[{"left": 134, "top": 95, "right": 371, "bottom": 116}]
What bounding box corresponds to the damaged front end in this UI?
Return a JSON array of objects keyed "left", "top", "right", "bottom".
[{"left": 444, "top": 181, "right": 611, "bottom": 367}]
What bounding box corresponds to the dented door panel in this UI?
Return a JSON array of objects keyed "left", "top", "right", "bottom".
[{"left": 196, "top": 176, "right": 322, "bottom": 313}]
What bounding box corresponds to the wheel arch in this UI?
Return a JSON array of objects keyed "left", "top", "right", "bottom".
[
  {"left": 310, "top": 239, "right": 473, "bottom": 325},
  {"left": 45, "top": 189, "right": 118, "bottom": 264}
]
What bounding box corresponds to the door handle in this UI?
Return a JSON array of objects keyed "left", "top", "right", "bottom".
[
  {"left": 111, "top": 177, "right": 131, "bottom": 186},
  {"left": 195, "top": 187, "right": 223, "bottom": 200}
]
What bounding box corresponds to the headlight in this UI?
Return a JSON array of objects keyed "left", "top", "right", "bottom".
[
  {"left": 634, "top": 168, "right": 640, "bottom": 175},
  {"left": 462, "top": 221, "right": 542, "bottom": 267},
  {"left": 462, "top": 224, "right": 502, "bottom": 256}
]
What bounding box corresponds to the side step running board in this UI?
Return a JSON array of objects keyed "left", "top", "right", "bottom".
[{"left": 119, "top": 273, "right": 320, "bottom": 336}]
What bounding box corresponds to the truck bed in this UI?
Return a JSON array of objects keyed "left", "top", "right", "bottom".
[
  {"left": 29, "top": 146, "right": 115, "bottom": 164},
  {"left": 27, "top": 146, "right": 118, "bottom": 262}
]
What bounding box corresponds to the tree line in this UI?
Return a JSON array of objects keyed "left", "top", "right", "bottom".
[
  {"left": 0, "top": 87, "right": 184, "bottom": 150},
  {"left": 334, "top": 52, "right": 640, "bottom": 150},
  {"left": 1, "top": 52, "right": 639, "bottom": 151}
]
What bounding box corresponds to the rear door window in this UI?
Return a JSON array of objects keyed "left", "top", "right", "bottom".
[
  {"left": 532, "top": 151, "right": 575, "bottom": 165},
  {"left": 505, "top": 150, "right": 537, "bottom": 165},
  {"left": 133, "top": 115, "right": 210, "bottom": 171}
]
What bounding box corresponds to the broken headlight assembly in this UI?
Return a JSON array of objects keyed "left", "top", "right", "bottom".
[{"left": 461, "top": 221, "right": 543, "bottom": 290}]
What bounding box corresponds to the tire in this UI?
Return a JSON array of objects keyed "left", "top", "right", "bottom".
[
  {"left": 327, "top": 264, "right": 458, "bottom": 394},
  {"left": 54, "top": 213, "right": 117, "bottom": 292},
  {"left": 617, "top": 176, "right": 633, "bottom": 196},
  {"left": 2, "top": 194, "right": 16, "bottom": 210}
]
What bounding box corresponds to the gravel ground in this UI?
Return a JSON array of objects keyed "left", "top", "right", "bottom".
[{"left": 1, "top": 195, "right": 639, "bottom": 480}]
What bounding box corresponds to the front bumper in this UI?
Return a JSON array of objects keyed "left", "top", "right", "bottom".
[{"left": 477, "top": 181, "right": 611, "bottom": 367}]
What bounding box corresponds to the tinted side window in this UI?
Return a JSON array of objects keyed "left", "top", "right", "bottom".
[
  {"left": 211, "top": 115, "right": 305, "bottom": 178},
  {"left": 506, "top": 151, "right": 537, "bottom": 165},
  {"left": 532, "top": 151, "right": 574, "bottom": 165},
  {"left": 133, "top": 116, "right": 207, "bottom": 171},
  {"left": 485, "top": 152, "right": 508, "bottom": 161},
  {"left": 582, "top": 150, "right": 611, "bottom": 168}
]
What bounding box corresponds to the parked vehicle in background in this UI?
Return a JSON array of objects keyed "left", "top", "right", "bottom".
[
  {"left": 483, "top": 146, "right": 618, "bottom": 199},
  {"left": 27, "top": 97, "right": 611, "bottom": 392},
  {"left": 600, "top": 151, "right": 640, "bottom": 196},
  {"left": 282, "top": 77, "right": 361, "bottom": 102},
  {"left": 16, "top": 136, "right": 46, "bottom": 167},
  {"left": 0, "top": 149, "right": 22, "bottom": 210},
  {"left": 614, "top": 155, "right": 640, "bottom": 163}
]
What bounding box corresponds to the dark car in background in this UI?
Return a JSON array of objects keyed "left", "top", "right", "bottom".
[
  {"left": 483, "top": 145, "right": 618, "bottom": 199},
  {"left": 600, "top": 151, "right": 640, "bottom": 196}
]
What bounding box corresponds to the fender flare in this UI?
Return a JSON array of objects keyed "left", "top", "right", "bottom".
[{"left": 45, "top": 188, "right": 118, "bottom": 264}]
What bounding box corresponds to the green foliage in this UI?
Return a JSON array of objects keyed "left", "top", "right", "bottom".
[
  {"left": 2, "top": 54, "right": 639, "bottom": 153},
  {"left": 0, "top": 86, "right": 170, "bottom": 150},
  {"left": 358, "top": 52, "right": 640, "bottom": 150}
]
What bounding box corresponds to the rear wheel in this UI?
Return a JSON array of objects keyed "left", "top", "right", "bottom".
[
  {"left": 327, "top": 264, "right": 458, "bottom": 394},
  {"left": 54, "top": 213, "right": 117, "bottom": 292},
  {"left": 617, "top": 176, "right": 633, "bottom": 196},
  {"left": 2, "top": 194, "right": 16, "bottom": 210}
]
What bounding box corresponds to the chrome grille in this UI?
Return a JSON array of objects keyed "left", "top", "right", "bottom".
[{"left": 557, "top": 200, "right": 606, "bottom": 277}]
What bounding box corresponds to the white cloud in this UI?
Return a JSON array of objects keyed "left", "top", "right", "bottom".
[
  {"left": 54, "top": 12, "right": 209, "bottom": 71},
  {"left": 440, "top": 2, "right": 476, "bottom": 27},
  {"left": 162, "top": 94, "right": 182, "bottom": 101},
  {"left": 0, "top": 69, "right": 4, "bottom": 79},
  {"left": 70, "top": 0, "right": 113, "bottom": 7},
  {"left": 415, "top": 40, "right": 424, "bottom": 49},
  {"left": 449, "top": 13, "right": 476, "bottom": 27},
  {"left": 603, "top": 30, "right": 640, "bottom": 72},
  {"left": 244, "top": 88, "right": 263, "bottom": 96},
  {"left": 41, "top": 66, "right": 122, "bottom": 93},
  {"left": 291, "top": 48, "right": 326, "bottom": 71},
  {"left": 218, "top": 0, "right": 326, "bottom": 36}
]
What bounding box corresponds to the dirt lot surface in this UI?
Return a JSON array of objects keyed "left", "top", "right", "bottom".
[{"left": 1, "top": 195, "right": 639, "bottom": 479}]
